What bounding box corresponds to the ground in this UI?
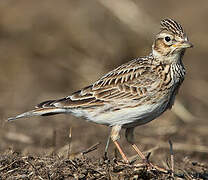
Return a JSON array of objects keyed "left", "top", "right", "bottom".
[
  {"left": 1, "top": 149, "right": 208, "bottom": 179},
  {"left": 0, "top": 1, "right": 208, "bottom": 179}
]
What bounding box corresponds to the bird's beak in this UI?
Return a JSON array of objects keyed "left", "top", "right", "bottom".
[
  {"left": 173, "top": 41, "right": 194, "bottom": 49},
  {"left": 180, "top": 41, "right": 194, "bottom": 48}
]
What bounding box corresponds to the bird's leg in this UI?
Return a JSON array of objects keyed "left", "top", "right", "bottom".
[
  {"left": 104, "top": 129, "right": 111, "bottom": 160},
  {"left": 113, "top": 141, "right": 129, "bottom": 163},
  {"left": 125, "top": 128, "right": 168, "bottom": 173},
  {"left": 111, "top": 125, "right": 129, "bottom": 163},
  {"left": 131, "top": 144, "right": 147, "bottom": 161},
  {"left": 125, "top": 128, "right": 147, "bottom": 161}
]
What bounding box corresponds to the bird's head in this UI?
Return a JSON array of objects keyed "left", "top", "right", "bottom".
[{"left": 152, "top": 18, "right": 193, "bottom": 62}]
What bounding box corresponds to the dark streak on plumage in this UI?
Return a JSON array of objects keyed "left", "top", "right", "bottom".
[{"left": 160, "top": 18, "right": 185, "bottom": 38}]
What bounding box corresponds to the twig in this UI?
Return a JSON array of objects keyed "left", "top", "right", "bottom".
[
  {"left": 5, "top": 168, "right": 19, "bottom": 174},
  {"left": 168, "top": 140, "right": 174, "bottom": 178},
  {"left": 25, "top": 160, "right": 44, "bottom": 180},
  {"left": 68, "top": 127, "right": 72, "bottom": 158},
  {"left": 0, "top": 160, "right": 18, "bottom": 172},
  {"left": 180, "top": 169, "right": 192, "bottom": 180},
  {"left": 81, "top": 142, "right": 100, "bottom": 155},
  {"left": 145, "top": 152, "right": 151, "bottom": 161},
  {"left": 144, "top": 146, "right": 159, "bottom": 155}
]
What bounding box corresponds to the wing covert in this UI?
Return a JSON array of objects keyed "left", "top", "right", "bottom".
[{"left": 42, "top": 57, "right": 161, "bottom": 109}]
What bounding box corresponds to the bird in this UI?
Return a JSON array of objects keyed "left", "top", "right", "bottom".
[{"left": 8, "top": 18, "right": 193, "bottom": 165}]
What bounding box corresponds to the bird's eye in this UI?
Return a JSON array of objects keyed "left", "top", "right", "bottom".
[{"left": 165, "top": 36, "right": 171, "bottom": 42}]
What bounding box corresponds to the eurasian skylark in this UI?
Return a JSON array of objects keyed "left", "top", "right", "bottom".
[{"left": 8, "top": 18, "right": 193, "bottom": 165}]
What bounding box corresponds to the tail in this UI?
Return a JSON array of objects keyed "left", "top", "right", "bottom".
[
  {"left": 8, "top": 99, "right": 68, "bottom": 121},
  {"left": 8, "top": 107, "right": 67, "bottom": 121},
  {"left": 8, "top": 86, "right": 100, "bottom": 121}
]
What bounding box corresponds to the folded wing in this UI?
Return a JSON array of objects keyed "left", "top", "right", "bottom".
[{"left": 8, "top": 57, "right": 161, "bottom": 121}]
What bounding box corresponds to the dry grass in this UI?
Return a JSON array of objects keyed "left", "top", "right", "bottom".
[
  {"left": 0, "top": 0, "right": 208, "bottom": 179},
  {"left": 1, "top": 148, "right": 208, "bottom": 179}
]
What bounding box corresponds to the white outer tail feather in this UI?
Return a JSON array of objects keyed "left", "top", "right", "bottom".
[{"left": 8, "top": 108, "right": 67, "bottom": 121}]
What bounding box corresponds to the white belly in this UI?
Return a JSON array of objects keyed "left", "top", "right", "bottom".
[{"left": 68, "top": 99, "right": 169, "bottom": 128}]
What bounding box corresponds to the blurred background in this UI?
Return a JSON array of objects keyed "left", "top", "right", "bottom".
[{"left": 0, "top": 0, "right": 207, "bottom": 165}]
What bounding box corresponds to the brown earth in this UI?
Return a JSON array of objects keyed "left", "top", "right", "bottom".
[{"left": 0, "top": 0, "right": 208, "bottom": 179}]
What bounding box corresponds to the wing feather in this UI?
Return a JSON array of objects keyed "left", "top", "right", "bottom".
[{"left": 36, "top": 57, "right": 161, "bottom": 109}]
